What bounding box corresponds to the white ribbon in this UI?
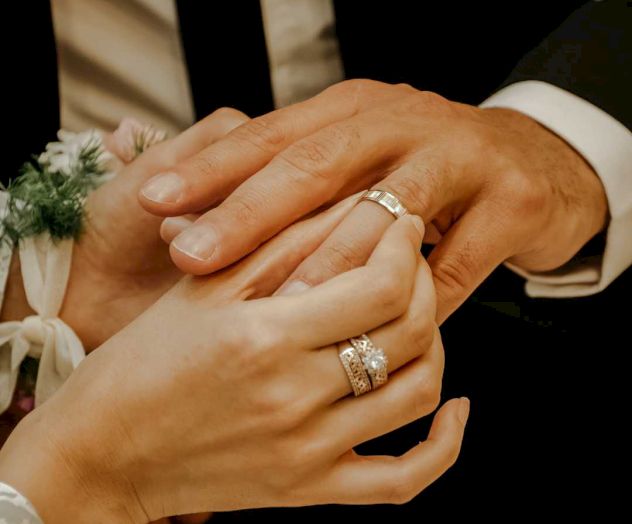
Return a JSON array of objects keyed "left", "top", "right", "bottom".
[{"left": 0, "top": 235, "right": 84, "bottom": 413}]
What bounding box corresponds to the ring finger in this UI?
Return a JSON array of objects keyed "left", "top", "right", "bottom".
[
  {"left": 279, "top": 153, "right": 458, "bottom": 294},
  {"left": 305, "top": 256, "right": 438, "bottom": 405}
]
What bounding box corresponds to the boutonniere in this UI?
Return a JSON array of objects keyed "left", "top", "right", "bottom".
[{"left": 0, "top": 119, "right": 166, "bottom": 246}]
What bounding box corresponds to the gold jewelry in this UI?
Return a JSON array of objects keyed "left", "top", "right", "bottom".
[
  {"left": 338, "top": 342, "right": 372, "bottom": 396},
  {"left": 361, "top": 190, "right": 408, "bottom": 219},
  {"left": 349, "top": 334, "right": 388, "bottom": 389}
]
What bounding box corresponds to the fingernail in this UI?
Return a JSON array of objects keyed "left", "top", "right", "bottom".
[
  {"left": 410, "top": 214, "right": 425, "bottom": 236},
  {"left": 161, "top": 216, "right": 195, "bottom": 241},
  {"left": 277, "top": 279, "right": 311, "bottom": 296},
  {"left": 141, "top": 172, "right": 184, "bottom": 204},
  {"left": 172, "top": 225, "right": 217, "bottom": 261},
  {"left": 457, "top": 397, "right": 470, "bottom": 425}
]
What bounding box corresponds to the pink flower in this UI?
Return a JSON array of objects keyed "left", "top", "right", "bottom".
[
  {"left": 15, "top": 394, "right": 34, "bottom": 413},
  {"left": 104, "top": 118, "right": 167, "bottom": 164}
]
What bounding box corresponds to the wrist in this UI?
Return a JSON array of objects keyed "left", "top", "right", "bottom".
[
  {"left": 485, "top": 107, "right": 609, "bottom": 260},
  {"left": 0, "top": 396, "right": 145, "bottom": 523},
  {"left": 559, "top": 130, "right": 609, "bottom": 251}
]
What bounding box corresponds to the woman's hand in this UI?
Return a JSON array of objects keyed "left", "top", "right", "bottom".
[
  {"left": 139, "top": 80, "right": 607, "bottom": 322},
  {"left": 0, "top": 214, "right": 468, "bottom": 523},
  {"left": 1, "top": 108, "right": 249, "bottom": 350}
]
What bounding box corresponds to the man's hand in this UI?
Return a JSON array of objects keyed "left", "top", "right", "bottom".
[{"left": 139, "top": 80, "right": 607, "bottom": 322}]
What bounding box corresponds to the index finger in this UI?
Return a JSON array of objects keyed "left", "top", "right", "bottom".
[
  {"left": 167, "top": 109, "right": 410, "bottom": 275},
  {"left": 138, "top": 80, "right": 402, "bottom": 216}
]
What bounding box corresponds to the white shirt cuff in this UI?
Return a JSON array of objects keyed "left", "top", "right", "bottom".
[{"left": 480, "top": 80, "right": 632, "bottom": 298}]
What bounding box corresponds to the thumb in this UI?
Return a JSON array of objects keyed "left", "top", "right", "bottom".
[
  {"left": 87, "top": 109, "right": 249, "bottom": 244},
  {"left": 115, "top": 108, "right": 249, "bottom": 197},
  {"left": 428, "top": 205, "right": 513, "bottom": 325}
]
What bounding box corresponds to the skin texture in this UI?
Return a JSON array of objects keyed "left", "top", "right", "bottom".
[
  {"left": 139, "top": 80, "right": 608, "bottom": 323},
  {"left": 0, "top": 108, "right": 250, "bottom": 350},
  {"left": 0, "top": 216, "right": 469, "bottom": 523},
  {"left": 0, "top": 109, "right": 248, "bottom": 524}
]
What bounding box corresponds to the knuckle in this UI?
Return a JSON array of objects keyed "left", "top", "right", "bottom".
[
  {"left": 421, "top": 90, "right": 450, "bottom": 106},
  {"left": 232, "top": 116, "right": 286, "bottom": 153},
  {"left": 212, "top": 106, "right": 246, "bottom": 121},
  {"left": 247, "top": 317, "right": 286, "bottom": 353},
  {"left": 187, "top": 151, "right": 221, "bottom": 178},
  {"left": 412, "top": 374, "right": 442, "bottom": 418},
  {"left": 401, "top": 91, "right": 453, "bottom": 119},
  {"left": 278, "top": 139, "right": 334, "bottom": 179},
  {"left": 331, "top": 78, "right": 380, "bottom": 96},
  {"left": 462, "top": 122, "right": 497, "bottom": 155},
  {"left": 428, "top": 389, "right": 442, "bottom": 414},
  {"left": 407, "top": 319, "right": 435, "bottom": 356},
  {"left": 277, "top": 125, "right": 354, "bottom": 181},
  {"left": 253, "top": 387, "right": 287, "bottom": 419},
  {"left": 384, "top": 468, "right": 417, "bottom": 504},
  {"left": 491, "top": 157, "right": 549, "bottom": 218},
  {"left": 425, "top": 382, "right": 443, "bottom": 416},
  {"left": 432, "top": 251, "right": 476, "bottom": 295},
  {"left": 373, "top": 271, "right": 408, "bottom": 315},
  {"left": 325, "top": 79, "right": 391, "bottom": 110},
  {"left": 224, "top": 317, "right": 284, "bottom": 372},
  {"left": 394, "top": 82, "right": 418, "bottom": 95},
  {"left": 257, "top": 387, "right": 307, "bottom": 432},
  {"left": 318, "top": 239, "right": 366, "bottom": 277},
  {"left": 284, "top": 435, "right": 327, "bottom": 473},
  {"left": 339, "top": 78, "right": 372, "bottom": 91},
  {"left": 211, "top": 107, "right": 249, "bottom": 132},
  {"left": 505, "top": 172, "right": 548, "bottom": 217},
  {"left": 224, "top": 191, "right": 267, "bottom": 231}
]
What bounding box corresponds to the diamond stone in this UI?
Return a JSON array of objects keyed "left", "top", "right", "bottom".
[{"left": 364, "top": 352, "right": 386, "bottom": 370}]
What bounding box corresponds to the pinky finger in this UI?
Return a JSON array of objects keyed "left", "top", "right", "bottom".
[{"left": 327, "top": 397, "right": 469, "bottom": 505}]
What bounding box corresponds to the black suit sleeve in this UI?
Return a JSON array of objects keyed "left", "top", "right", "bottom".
[{"left": 502, "top": 0, "right": 632, "bottom": 130}]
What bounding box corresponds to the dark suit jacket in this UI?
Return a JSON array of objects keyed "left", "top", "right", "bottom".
[
  {"left": 5, "top": 1, "right": 631, "bottom": 520},
  {"left": 177, "top": 1, "right": 631, "bottom": 127}
]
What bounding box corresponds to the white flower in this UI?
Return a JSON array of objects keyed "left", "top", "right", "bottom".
[{"left": 38, "top": 129, "right": 115, "bottom": 176}]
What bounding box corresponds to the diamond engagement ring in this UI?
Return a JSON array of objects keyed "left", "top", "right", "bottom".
[{"left": 349, "top": 334, "right": 388, "bottom": 389}]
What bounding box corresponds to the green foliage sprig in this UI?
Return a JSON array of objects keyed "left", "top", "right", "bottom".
[{"left": 0, "top": 134, "right": 109, "bottom": 245}]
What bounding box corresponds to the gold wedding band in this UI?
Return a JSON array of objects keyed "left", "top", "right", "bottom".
[
  {"left": 338, "top": 342, "right": 372, "bottom": 396},
  {"left": 361, "top": 190, "right": 408, "bottom": 219}
]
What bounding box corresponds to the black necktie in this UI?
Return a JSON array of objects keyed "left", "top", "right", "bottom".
[{"left": 176, "top": 1, "right": 275, "bottom": 121}]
